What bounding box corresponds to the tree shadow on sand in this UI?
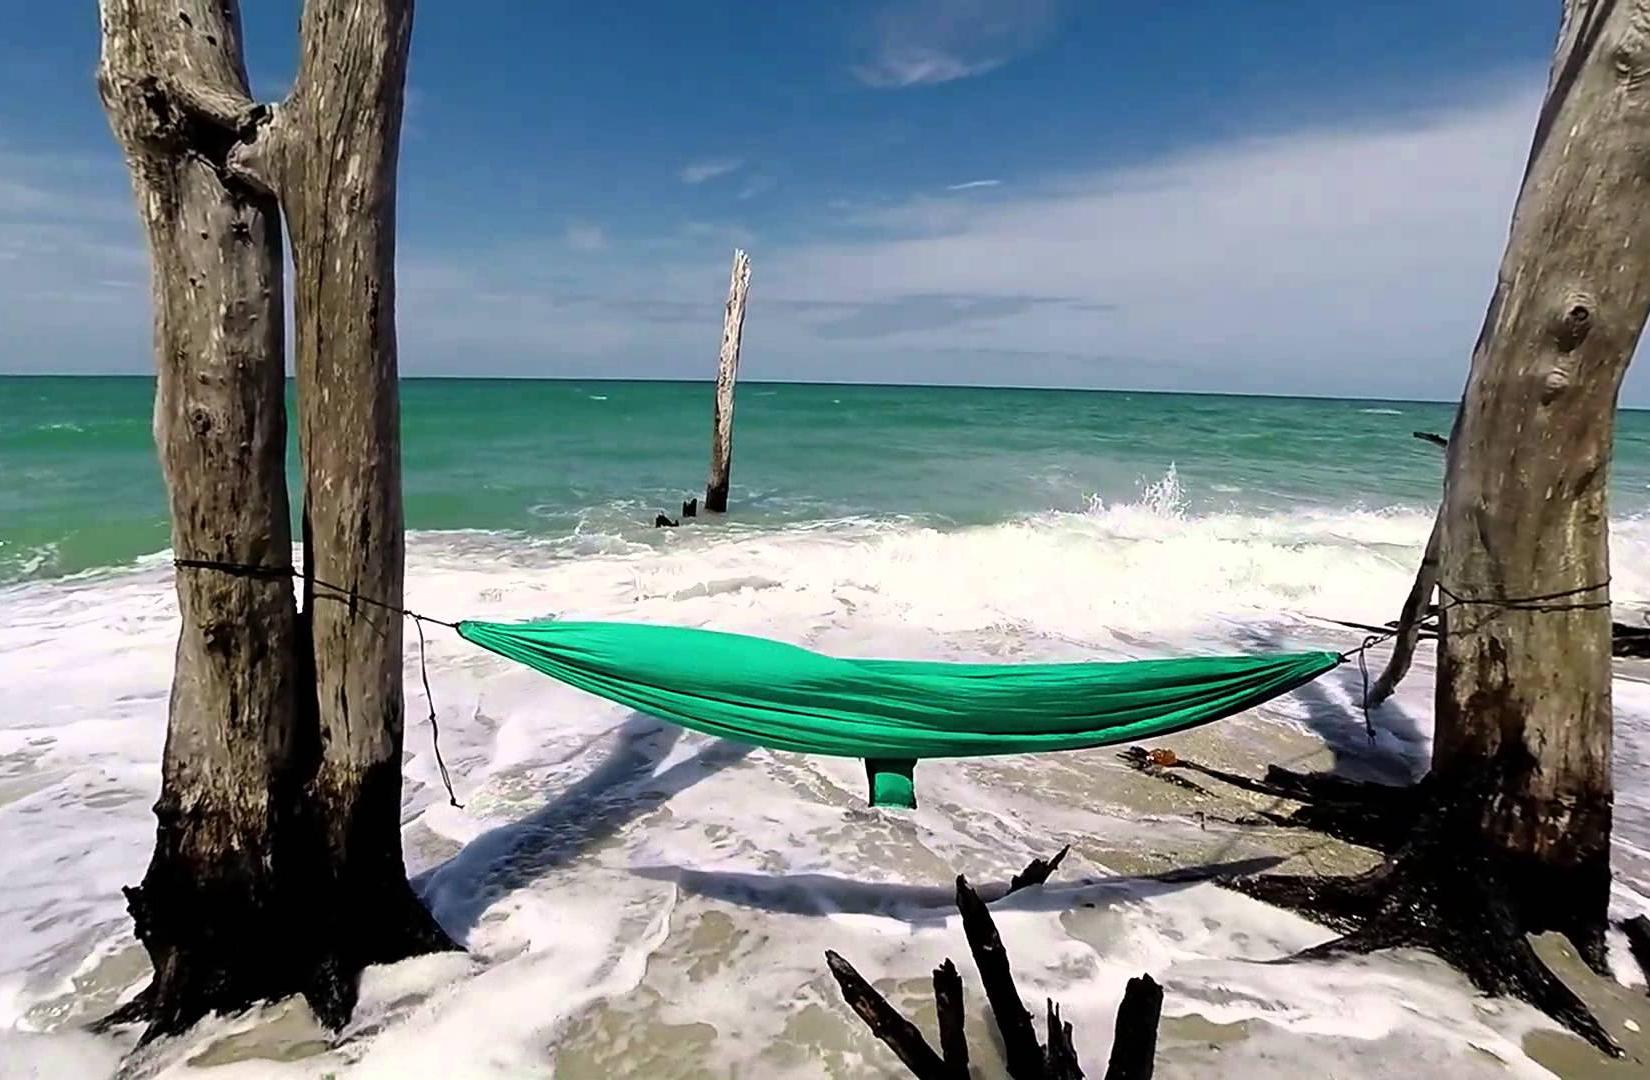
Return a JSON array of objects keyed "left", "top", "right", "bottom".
[
  {"left": 414, "top": 714, "right": 753, "bottom": 940},
  {"left": 627, "top": 856, "right": 1285, "bottom": 926}
]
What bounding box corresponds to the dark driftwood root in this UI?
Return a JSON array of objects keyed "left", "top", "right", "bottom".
[
  {"left": 1103, "top": 975, "right": 1162, "bottom": 1080},
  {"left": 1624, "top": 915, "right": 1650, "bottom": 996},
  {"left": 1009, "top": 845, "right": 1072, "bottom": 895},
  {"left": 1119, "top": 747, "right": 1422, "bottom": 854},
  {"left": 933, "top": 959, "right": 969, "bottom": 1073},
  {"left": 956, "top": 875, "right": 1045, "bottom": 1077},
  {"left": 1226, "top": 801, "right": 1619, "bottom": 1055},
  {"left": 826, "top": 950, "right": 952, "bottom": 1079},
  {"left": 826, "top": 857, "right": 1106, "bottom": 1077}
]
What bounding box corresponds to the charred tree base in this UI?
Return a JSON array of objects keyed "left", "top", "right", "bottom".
[
  {"left": 1217, "top": 782, "right": 1619, "bottom": 1055},
  {"left": 1122, "top": 748, "right": 1619, "bottom": 1054},
  {"left": 300, "top": 874, "right": 460, "bottom": 1030},
  {"left": 1230, "top": 845, "right": 1617, "bottom": 1054},
  {"left": 96, "top": 850, "right": 457, "bottom": 1044},
  {"left": 98, "top": 798, "right": 458, "bottom": 1042}
]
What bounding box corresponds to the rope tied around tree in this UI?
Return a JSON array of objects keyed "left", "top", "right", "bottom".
[
  {"left": 172, "top": 557, "right": 1612, "bottom": 803},
  {"left": 172, "top": 557, "right": 464, "bottom": 808},
  {"left": 1337, "top": 579, "right": 1612, "bottom": 741}
]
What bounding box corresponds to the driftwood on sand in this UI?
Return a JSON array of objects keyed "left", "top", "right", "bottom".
[{"left": 826, "top": 851, "right": 1161, "bottom": 1078}]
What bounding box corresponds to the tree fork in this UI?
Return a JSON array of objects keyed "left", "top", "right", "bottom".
[
  {"left": 96, "top": 0, "right": 453, "bottom": 1042},
  {"left": 96, "top": 0, "right": 312, "bottom": 1042}
]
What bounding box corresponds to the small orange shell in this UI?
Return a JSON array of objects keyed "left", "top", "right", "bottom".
[{"left": 1146, "top": 748, "right": 1179, "bottom": 767}]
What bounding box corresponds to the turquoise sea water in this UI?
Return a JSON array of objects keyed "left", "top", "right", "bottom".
[
  {"left": 7, "top": 378, "right": 1650, "bottom": 1075},
  {"left": 4, "top": 375, "right": 1650, "bottom": 584}
]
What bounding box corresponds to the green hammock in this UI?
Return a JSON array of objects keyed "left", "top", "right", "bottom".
[{"left": 457, "top": 620, "right": 1342, "bottom": 808}]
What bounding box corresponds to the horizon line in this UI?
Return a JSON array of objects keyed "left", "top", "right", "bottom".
[
  {"left": 12, "top": 370, "right": 1650, "bottom": 411},
  {"left": 0, "top": 370, "right": 1467, "bottom": 407}
]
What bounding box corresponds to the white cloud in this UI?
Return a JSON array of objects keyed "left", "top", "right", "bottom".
[
  {"left": 563, "top": 222, "right": 607, "bottom": 252},
  {"left": 680, "top": 158, "right": 744, "bottom": 184},
  {"left": 747, "top": 83, "right": 1597, "bottom": 400},
  {"left": 17, "top": 79, "right": 1650, "bottom": 405},
  {"left": 945, "top": 179, "right": 1001, "bottom": 191},
  {"left": 854, "top": 0, "right": 1069, "bottom": 88}
]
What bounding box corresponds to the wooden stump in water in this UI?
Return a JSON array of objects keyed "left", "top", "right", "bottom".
[{"left": 705, "top": 249, "right": 751, "bottom": 513}]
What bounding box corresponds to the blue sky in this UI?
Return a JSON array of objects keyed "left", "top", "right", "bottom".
[{"left": 4, "top": 1, "right": 1645, "bottom": 403}]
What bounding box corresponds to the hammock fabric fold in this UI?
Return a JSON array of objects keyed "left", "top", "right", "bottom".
[{"left": 457, "top": 620, "right": 1342, "bottom": 808}]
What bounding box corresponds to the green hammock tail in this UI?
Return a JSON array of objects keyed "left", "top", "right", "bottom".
[{"left": 456, "top": 620, "right": 1342, "bottom": 808}]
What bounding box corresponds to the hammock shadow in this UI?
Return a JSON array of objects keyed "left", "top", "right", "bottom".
[
  {"left": 629, "top": 855, "right": 1285, "bottom": 924},
  {"left": 415, "top": 713, "right": 753, "bottom": 941},
  {"left": 1231, "top": 625, "right": 1428, "bottom": 784}
]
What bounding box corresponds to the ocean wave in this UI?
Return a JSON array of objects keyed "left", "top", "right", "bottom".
[
  {"left": 1358, "top": 407, "right": 1405, "bottom": 415},
  {"left": 11, "top": 462, "right": 1650, "bottom": 626},
  {"left": 4, "top": 474, "right": 1649, "bottom": 1077}
]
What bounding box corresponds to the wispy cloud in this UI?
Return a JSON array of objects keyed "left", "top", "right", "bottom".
[
  {"left": 946, "top": 179, "right": 1001, "bottom": 191},
  {"left": 0, "top": 143, "right": 147, "bottom": 373},
  {"left": 680, "top": 158, "right": 744, "bottom": 184},
  {"left": 30, "top": 78, "right": 1650, "bottom": 403},
  {"left": 678, "top": 220, "right": 757, "bottom": 248},
  {"left": 738, "top": 174, "right": 777, "bottom": 201},
  {"left": 853, "top": 0, "right": 1069, "bottom": 89},
  {"left": 563, "top": 222, "right": 607, "bottom": 252},
  {"left": 756, "top": 83, "right": 1551, "bottom": 397}
]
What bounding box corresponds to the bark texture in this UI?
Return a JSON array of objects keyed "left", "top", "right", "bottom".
[
  {"left": 97, "top": 0, "right": 305, "bottom": 1038},
  {"left": 705, "top": 248, "right": 751, "bottom": 513},
  {"left": 1433, "top": 0, "right": 1650, "bottom": 968},
  {"left": 1191, "top": 13, "right": 1650, "bottom": 1050},
  {"left": 273, "top": 0, "right": 457, "bottom": 1024},
  {"left": 96, "top": 0, "right": 451, "bottom": 1042}
]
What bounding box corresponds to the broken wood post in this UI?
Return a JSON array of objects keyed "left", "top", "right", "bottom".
[
  {"left": 933, "top": 959, "right": 969, "bottom": 1074},
  {"left": 681, "top": 496, "right": 698, "bottom": 519},
  {"left": 1625, "top": 915, "right": 1650, "bottom": 994},
  {"left": 705, "top": 248, "right": 751, "bottom": 513},
  {"left": 956, "top": 875, "right": 1045, "bottom": 1078},
  {"left": 1368, "top": 507, "right": 1442, "bottom": 706},
  {"left": 825, "top": 950, "right": 953, "bottom": 1079},
  {"left": 1008, "top": 845, "right": 1071, "bottom": 895},
  {"left": 1102, "top": 975, "right": 1163, "bottom": 1080}
]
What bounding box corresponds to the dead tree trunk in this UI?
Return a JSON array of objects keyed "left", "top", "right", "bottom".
[
  {"left": 1428, "top": 0, "right": 1647, "bottom": 969},
  {"left": 1368, "top": 506, "right": 1441, "bottom": 706},
  {"left": 96, "top": 0, "right": 452, "bottom": 1041},
  {"left": 255, "top": 0, "right": 458, "bottom": 1025},
  {"left": 96, "top": 0, "right": 306, "bottom": 1039},
  {"left": 1233, "top": 0, "right": 1650, "bottom": 1053},
  {"left": 705, "top": 248, "right": 751, "bottom": 513}
]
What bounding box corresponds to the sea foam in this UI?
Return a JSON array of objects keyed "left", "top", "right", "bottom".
[{"left": 1, "top": 485, "right": 1648, "bottom": 1077}]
